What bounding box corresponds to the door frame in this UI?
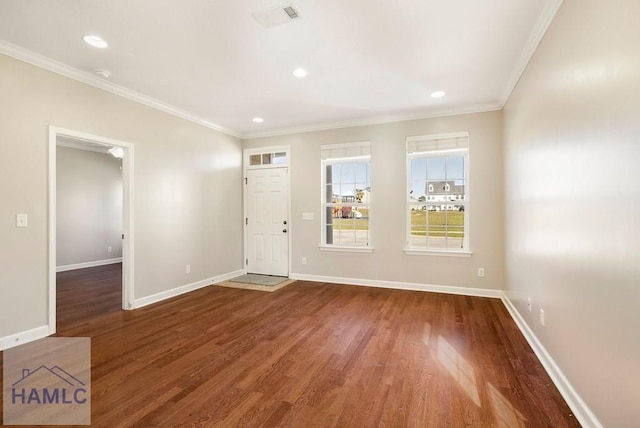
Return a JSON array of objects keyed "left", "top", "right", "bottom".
[
  {"left": 243, "top": 145, "right": 291, "bottom": 277},
  {"left": 48, "top": 126, "right": 135, "bottom": 335}
]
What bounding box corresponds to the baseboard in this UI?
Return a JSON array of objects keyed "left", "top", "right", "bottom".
[
  {"left": 213, "top": 269, "right": 247, "bottom": 283},
  {"left": 289, "top": 273, "right": 502, "bottom": 298},
  {"left": 500, "top": 292, "right": 602, "bottom": 428},
  {"left": 133, "top": 269, "right": 245, "bottom": 309},
  {"left": 0, "top": 325, "right": 50, "bottom": 351},
  {"left": 56, "top": 257, "right": 123, "bottom": 272}
]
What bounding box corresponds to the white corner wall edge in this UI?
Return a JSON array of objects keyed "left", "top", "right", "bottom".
[
  {"left": 498, "top": 0, "right": 564, "bottom": 106},
  {"left": 500, "top": 292, "right": 603, "bottom": 428},
  {"left": 290, "top": 273, "right": 502, "bottom": 298},
  {"left": 56, "top": 257, "right": 123, "bottom": 273},
  {"left": 132, "top": 269, "right": 246, "bottom": 309},
  {"left": 0, "top": 325, "right": 50, "bottom": 351}
]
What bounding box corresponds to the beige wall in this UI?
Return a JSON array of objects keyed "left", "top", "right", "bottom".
[
  {"left": 5, "top": 2, "right": 635, "bottom": 419},
  {"left": 56, "top": 146, "right": 123, "bottom": 266},
  {"left": 245, "top": 111, "right": 504, "bottom": 290},
  {"left": 0, "top": 54, "right": 243, "bottom": 339},
  {"left": 503, "top": 0, "right": 640, "bottom": 426}
]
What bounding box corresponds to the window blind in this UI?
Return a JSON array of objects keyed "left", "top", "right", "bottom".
[
  {"left": 407, "top": 134, "right": 468, "bottom": 154},
  {"left": 321, "top": 141, "right": 370, "bottom": 160}
]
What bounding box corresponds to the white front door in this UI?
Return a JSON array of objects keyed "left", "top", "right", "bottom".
[{"left": 246, "top": 168, "right": 289, "bottom": 276}]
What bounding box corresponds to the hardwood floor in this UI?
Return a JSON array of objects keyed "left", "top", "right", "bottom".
[
  {"left": 56, "top": 263, "right": 124, "bottom": 328},
  {"left": 1, "top": 264, "right": 580, "bottom": 427}
]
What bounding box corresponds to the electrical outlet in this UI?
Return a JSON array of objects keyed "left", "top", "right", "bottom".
[
  {"left": 107, "top": 246, "right": 113, "bottom": 253},
  {"left": 186, "top": 265, "right": 191, "bottom": 274},
  {"left": 540, "top": 309, "right": 545, "bottom": 326},
  {"left": 301, "top": 257, "right": 307, "bottom": 265},
  {"left": 477, "top": 268, "right": 485, "bottom": 278},
  {"left": 527, "top": 297, "right": 532, "bottom": 312}
]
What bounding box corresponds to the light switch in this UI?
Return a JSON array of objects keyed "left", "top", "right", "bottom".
[
  {"left": 302, "top": 212, "right": 314, "bottom": 220},
  {"left": 16, "top": 213, "right": 28, "bottom": 228}
]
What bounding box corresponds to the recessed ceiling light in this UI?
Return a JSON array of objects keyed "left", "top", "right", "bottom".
[
  {"left": 252, "top": 117, "right": 264, "bottom": 123},
  {"left": 83, "top": 35, "right": 108, "bottom": 49},
  {"left": 292, "top": 67, "right": 307, "bottom": 78},
  {"left": 431, "top": 90, "right": 446, "bottom": 98}
]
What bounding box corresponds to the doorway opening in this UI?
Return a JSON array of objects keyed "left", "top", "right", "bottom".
[{"left": 48, "top": 127, "right": 135, "bottom": 335}]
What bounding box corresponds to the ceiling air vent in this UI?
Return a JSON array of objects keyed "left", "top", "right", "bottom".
[
  {"left": 252, "top": 4, "right": 302, "bottom": 28},
  {"left": 283, "top": 6, "right": 299, "bottom": 19}
]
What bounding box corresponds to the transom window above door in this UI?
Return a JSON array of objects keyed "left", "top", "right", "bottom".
[{"left": 249, "top": 152, "right": 289, "bottom": 167}]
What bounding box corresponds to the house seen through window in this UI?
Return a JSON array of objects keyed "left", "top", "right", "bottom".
[
  {"left": 321, "top": 142, "right": 371, "bottom": 248},
  {"left": 407, "top": 133, "right": 469, "bottom": 251}
]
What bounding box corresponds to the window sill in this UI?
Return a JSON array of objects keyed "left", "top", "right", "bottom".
[
  {"left": 319, "top": 245, "right": 374, "bottom": 253},
  {"left": 403, "top": 248, "right": 472, "bottom": 258}
]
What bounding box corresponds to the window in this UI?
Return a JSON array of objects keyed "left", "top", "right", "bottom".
[
  {"left": 249, "top": 151, "right": 287, "bottom": 166},
  {"left": 321, "top": 142, "right": 371, "bottom": 249},
  {"left": 406, "top": 133, "right": 469, "bottom": 252}
]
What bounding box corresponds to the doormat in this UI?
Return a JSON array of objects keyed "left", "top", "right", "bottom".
[
  {"left": 219, "top": 275, "right": 293, "bottom": 293},
  {"left": 229, "top": 274, "right": 289, "bottom": 286}
]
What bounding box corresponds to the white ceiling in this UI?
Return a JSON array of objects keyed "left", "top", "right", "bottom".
[{"left": 0, "top": 0, "right": 561, "bottom": 138}]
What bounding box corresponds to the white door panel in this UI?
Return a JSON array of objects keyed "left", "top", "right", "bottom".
[{"left": 246, "top": 168, "right": 288, "bottom": 276}]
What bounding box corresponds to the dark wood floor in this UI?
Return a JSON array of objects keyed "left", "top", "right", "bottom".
[{"left": 1, "top": 264, "right": 579, "bottom": 427}]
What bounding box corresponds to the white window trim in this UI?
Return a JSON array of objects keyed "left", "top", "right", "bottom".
[
  {"left": 321, "top": 142, "right": 372, "bottom": 250},
  {"left": 403, "top": 249, "right": 472, "bottom": 257},
  {"left": 405, "top": 132, "right": 470, "bottom": 254},
  {"left": 319, "top": 245, "right": 374, "bottom": 253}
]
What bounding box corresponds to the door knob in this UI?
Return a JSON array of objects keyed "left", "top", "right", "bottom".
[
  {"left": 283, "top": 220, "right": 287, "bottom": 225},
  {"left": 283, "top": 229, "right": 288, "bottom": 233}
]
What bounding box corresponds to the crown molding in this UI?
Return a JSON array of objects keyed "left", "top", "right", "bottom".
[
  {"left": 0, "top": 40, "right": 242, "bottom": 139},
  {"left": 242, "top": 104, "right": 502, "bottom": 140},
  {"left": 498, "top": 0, "right": 564, "bottom": 107},
  {"left": 2, "top": 0, "right": 559, "bottom": 144}
]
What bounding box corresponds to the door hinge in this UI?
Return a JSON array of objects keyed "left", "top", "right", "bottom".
[
  {"left": 245, "top": 218, "right": 248, "bottom": 225},
  {"left": 245, "top": 258, "right": 248, "bottom": 265},
  {"left": 244, "top": 177, "right": 247, "bottom": 185},
  {"left": 122, "top": 234, "right": 125, "bottom": 239}
]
